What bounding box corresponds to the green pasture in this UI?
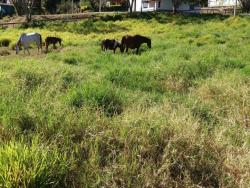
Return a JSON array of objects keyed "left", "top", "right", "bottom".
[{"left": 0, "top": 13, "right": 249, "bottom": 187}]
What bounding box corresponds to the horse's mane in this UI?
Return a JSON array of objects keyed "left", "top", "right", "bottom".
[{"left": 135, "top": 35, "right": 150, "bottom": 41}]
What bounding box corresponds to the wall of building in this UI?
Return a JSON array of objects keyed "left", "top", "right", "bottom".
[
  {"left": 208, "top": 0, "right": 239, "bottom": 7},
  {"left": 129, "top": 0, "right": 191, "bottom": 12}
]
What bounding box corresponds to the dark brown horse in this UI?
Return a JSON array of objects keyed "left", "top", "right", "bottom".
[
  {"left": 45, "top": 37, "right": 62, "bottom": 52},
  {"left": 121, "top": 35, "right": 151, "bottom": 54},
  {"left": 101, "top": 39, "right": 124, "bottom": 53}
]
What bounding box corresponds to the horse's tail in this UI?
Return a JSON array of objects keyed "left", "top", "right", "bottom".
[
  {"left": 121, "top": 36, "right": 126, "bottom": 50},
  {"left": 101, "top": 40, "right": 104, "bottom": 51}
]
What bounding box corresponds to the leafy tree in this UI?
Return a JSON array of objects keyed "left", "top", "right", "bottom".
[
  {"left": 172, "top": 0, "right": 182, "bottom": 13},
  {"left": 10, "top": 0, "right": 38, "bottom": 21},
  {"left": 44, "top": 0, "right": 60, "bottom": 13},
  {"left": 239, "top": 0, "right": 250, "bottom": 12}
]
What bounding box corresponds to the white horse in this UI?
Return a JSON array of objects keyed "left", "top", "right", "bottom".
[{"left": 16, "top": 33, "right": 42, "bottom": 55}]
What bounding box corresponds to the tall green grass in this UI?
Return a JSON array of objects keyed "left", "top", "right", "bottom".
[{"left": 0, "top": 13, "right": 249, "bottom": 187}]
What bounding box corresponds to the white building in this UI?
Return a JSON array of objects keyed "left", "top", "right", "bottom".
[
  {"left": 129, "top": 0, "right": 194, "bottom": 12},
  {"left": 129, "top": 0, "right": 239, "bottom": 12},
  {"left": 208, "top": 0, "right": 238, "bottom": 7}
]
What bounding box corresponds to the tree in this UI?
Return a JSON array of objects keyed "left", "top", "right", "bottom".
[
  {"left": 239, "top": 0, "right": 250, "bottom": 12},
  {"left": 128, "top": 0, "right": 135, "bottom": 13},
  {"left": 44, "top": 0, "right": 59, "bottom": 13},
  {"left": 99, "top": 0, "right": 101, "bottom": 11},
  {"left": 11, "top": 0, "right": 37, "bottom": 21},
  {"left": 172, "top": 0, "right": 182, "bottom": 13}
]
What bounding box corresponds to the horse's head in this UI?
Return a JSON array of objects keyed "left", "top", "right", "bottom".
[
  {"left": 147, "top": 39, "right": 152, "bottom": 49},
  {"left": 118, "top": 42, "right": 124, "bottom": 53}
]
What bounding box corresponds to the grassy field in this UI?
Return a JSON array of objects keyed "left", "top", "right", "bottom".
[{"left": 0, "top": 13, "right": 250, "bottom": 187}]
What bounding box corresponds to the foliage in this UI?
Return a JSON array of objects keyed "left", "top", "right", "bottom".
[
  {"left": 0, "top": 39, "right": 11, "bottom": 47},
  {"left": 239, "top": 0, "right": 250, "bottom": 12}
]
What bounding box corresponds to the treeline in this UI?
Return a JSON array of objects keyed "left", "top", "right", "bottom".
[{"left": 11, "top": 0, "right": 127, "bottom": 15}]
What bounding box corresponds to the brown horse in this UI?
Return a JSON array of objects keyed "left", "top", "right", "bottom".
[
  {"left": 121, "top": 35, "right": 151, "bottom": 54},
  {"left": 101, "top": 39, "right": 124, "bottom": 53},
  {"left": 45, "top": 37, "right": 62, "bottom": 52}
]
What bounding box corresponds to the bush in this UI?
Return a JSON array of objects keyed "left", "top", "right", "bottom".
[
  {"left": 0, "top": 39, "right": 11, "bottom": 47},
  {"left": 100, "top": 14, "right": 123, "bottom": 22},
  {"left": 239, "top": 0, "right": 250, "bottom": 12}
]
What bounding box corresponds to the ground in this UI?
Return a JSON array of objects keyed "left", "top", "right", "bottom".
[{"left": 0, "top": 13, "right": 249, "bottom": 187}]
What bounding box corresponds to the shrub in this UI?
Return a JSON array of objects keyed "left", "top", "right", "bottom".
[
  {"left": 0, "top": 39, "right": 11, "bottom": 47},
  {"left": 239, "top": 0, "right": 250, "bottom": 13},
  {"left": 100, "top": 14, "right": 123, "bottom": 22}
]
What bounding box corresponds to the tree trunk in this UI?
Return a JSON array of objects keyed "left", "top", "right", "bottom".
[
  {"left": 173, "top": 5, "right": 176, "bottom": 13},
  {"left": 129, "top": 0, "right": 134, "bottom": 13},
  {"left": 99, "top": 0, "right": 102, "bottom": 12},
  {"left": 26, "top": 5, "right": 32, "bottom": 22}
]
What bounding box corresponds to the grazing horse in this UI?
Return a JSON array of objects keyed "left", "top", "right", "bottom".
[
  {"left": 121, "top": 35, "right": 151, "bottom": 54},
  {"left": 45, "top": 36, "right": 62, "bottom": 52},
  {"left": 101, "top": 39, "right": 124, "bottom": 53},
  {"left": 16, "top": 33, "right": 42, "bottom": 55}
]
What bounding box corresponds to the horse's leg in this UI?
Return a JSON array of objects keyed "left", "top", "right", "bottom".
[
  {"left": 114, "top": 47, "right": 117, "bottom": 54},
  {"left": 126, "top": 47, "right": 128, "bottom": 53},
  {"left": 136, "top": 45, "right": 141, "bottom": 54},
  {"left": 37, "top": 42, "right": 40, "bottom": 54},
  {"left": 25, "top": 45, "right": 30, "bottom": 55},
  {"left": 24, "top": 45, "right": 27, "bottom": 54}
]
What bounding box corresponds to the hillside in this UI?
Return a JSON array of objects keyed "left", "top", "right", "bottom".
[{"left": 0, "top": 13, "right": 249, "bottom": 187}]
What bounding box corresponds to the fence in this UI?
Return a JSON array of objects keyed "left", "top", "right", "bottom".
[{"left": 0, "top": 12, "right": 126, "bottom": 28}]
